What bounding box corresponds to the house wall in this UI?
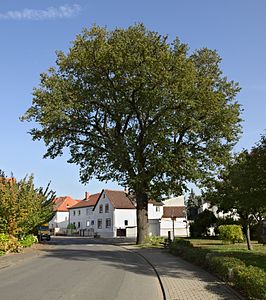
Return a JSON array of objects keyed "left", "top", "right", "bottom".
[
  {"left": 113, "top": 209, "right": 137, "bottom": 237},
  {"left": 160, "top": 217, "right": 188, "bottom": 239},
  {"left": 148, "top": 219, "right": 160, "bottom": 236},
  {"left": 49, "top": 211, "right": 69, "bottom": 234},
  {"left": 69, "top": 205, "right": 95, "bottom": 232},
  {"left": 93, "top": 192, "right": 115, "bottom": 238},
  {"left": 162, "top": 196, "right": 185, "bottom": 207},
  {"left": 148, "top": 203, "right": 163, "bottom": 219}
]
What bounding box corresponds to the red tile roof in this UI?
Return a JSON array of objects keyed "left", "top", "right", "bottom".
[
  {"left": 162, "top": 206, "right": 186, "bottom": 218},
  {"left": 53, "top": 196, "right": 81, "bottom": 212},
  {"left": 69, "top": 193, "right": 100, "bottom": 209},
  {"left": 93, "top": 189, "right": 136, "bottom": 210}
]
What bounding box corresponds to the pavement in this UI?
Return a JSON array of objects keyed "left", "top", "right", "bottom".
[{"left": 0, "top": 239, "right": 244, "bottom": 300}]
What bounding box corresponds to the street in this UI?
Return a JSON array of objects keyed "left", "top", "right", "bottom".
[{"left": 0, "top": 237, "right": 163, "bottom": 300}]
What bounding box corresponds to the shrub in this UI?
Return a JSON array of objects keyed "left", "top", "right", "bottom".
[
  {"left": 144, "top": 235, "right": 164, "bottom": 246},
  {"left": 0, "top": 233, "right": 21, "bottom": 253},
  {"left": 169, "top": 238, "right": 193, "bottom": 255},
  {"left": 183, "top": 247, "right": 210, "bottom": 266},
  {"left": 18, "top": 234, "right": 38, "bottom": 248},
  {"left": 208, "top": 256, "right": 245, "bottom": 281},
  {"left": 218, "top": 225, "right": 243, "bottom": 243},
  {"left": 169, "top": 238, "right": 210, "bottom": 266},
  {"left": 234, "top": 265, "right": 266, "bottom": 300},
  {"left": 171, "top": 238, "right": 193, "bottom": 248}
]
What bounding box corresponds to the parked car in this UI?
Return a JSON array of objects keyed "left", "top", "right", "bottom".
[{"left": 37, "top": 224, "right": 51, "bottom": 241}]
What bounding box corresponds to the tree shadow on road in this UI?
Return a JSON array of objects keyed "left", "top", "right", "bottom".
[{"left": 38, "top": 237, "right": 242, "bottom": 300}]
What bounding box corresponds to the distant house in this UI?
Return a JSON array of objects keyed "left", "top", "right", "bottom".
[
  {"left": 49, "top": 196, "right": 80, "bottom": 235},
  {"left": 148, "top": 196, "right": 188, "bottom": 238},
  {"left": 68, "top": 192, "right": 100, "bottom": 236}
]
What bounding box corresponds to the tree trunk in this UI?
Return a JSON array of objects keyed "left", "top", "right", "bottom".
[
  {"left": 136, "top": 191, "right": 148, "bottom": 244},
  {"left": 244, "top": 223, "right": 253, "bottom": 251}
]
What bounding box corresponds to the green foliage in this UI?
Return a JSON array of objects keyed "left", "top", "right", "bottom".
[
  {"left": 0, "top": 172, "right": 55, "bottom": 237},
  {"left": 208, "top": 255, "right": 245, "bottom": 280},
  {"left": 18, "top": 234, "right": 38, "bottom": 248},
  {"left": 205, "top": 134, "right": 266, "bottom": 249},
  {"left": 22, "top": 24, "right": 241, "bottom": 243},
  {"left": 0, "top": 233, "right": 20, "bottom": 253},
  {"left": 67, "top": 223, "right": 76, "bottom": 230},
  {"left": 143, "top": 235, "right": 164, "bottom": 247},
  {"left": 189, "top": 209, "right": 217, "bottom": 237},
  {"left": 234, "top": 265, "right": 266, "bottom": 300},
  {"left": 170, "top": 238, "right": 209, "bottom": 266},
  {"left": 218, "top": 225, "right": 243, "bottom": 243}
]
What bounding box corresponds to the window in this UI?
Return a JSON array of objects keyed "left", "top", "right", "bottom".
[
  {"left": 105, "top": 204, "right": 109, "bottom": 213},
  {"left": 97, "top": 219, "right": 102, "bottom": 229},
  {"left": 73, "top": 211, "right": 76, "bottom": 216},
  {"left": 78, "top": 210, "right": 81, "bottom": 215},
  {"left": 124, "top": 220, "right": 128, "bottom": 226},
  {"left": 156, "top": 206, "right": 160, "bottom": 212},
  {"left": 106, "top": 218, "right": 111, "bottom": 228},
  {"left": 99, "top": 205, "right": 103, "bottom": 213},
  {"left": 78, "top": 222, "right": 81, "bottom": 228}
]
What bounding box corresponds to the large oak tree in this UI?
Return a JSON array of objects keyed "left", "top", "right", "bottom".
[{"left": 22, "top": 24, "right": 241, "bottom": 243}]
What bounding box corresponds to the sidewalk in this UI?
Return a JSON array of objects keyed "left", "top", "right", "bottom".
[{"left": 125, "top": 246, "right": 244, "bottom": 300}]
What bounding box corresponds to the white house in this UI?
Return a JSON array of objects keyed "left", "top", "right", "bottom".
[
  {"left": 68, "top": 192, "right": 100, "bottom": 235},
  {"left": 49, "top": 196, "right": 80, "bottom": 235},
  {"left": 92, "top": 189, "right": 136, "bottom": 238}
]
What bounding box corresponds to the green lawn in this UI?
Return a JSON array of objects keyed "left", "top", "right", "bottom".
[{"left": 188, "top": 239, "right": 266, "bottom": 272}]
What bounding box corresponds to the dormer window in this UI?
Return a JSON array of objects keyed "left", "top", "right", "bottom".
[{"left": 99, "top": 204, "right": 103, "bottom": 213}]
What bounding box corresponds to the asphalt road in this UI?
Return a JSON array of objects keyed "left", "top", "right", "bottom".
[{"left": 0, "top": 237, "right": 163, "bottom": 300}]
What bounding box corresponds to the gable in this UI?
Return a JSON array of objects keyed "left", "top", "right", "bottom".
[{"left": 93, "top": 189, "right": 135, "bottom": 210}]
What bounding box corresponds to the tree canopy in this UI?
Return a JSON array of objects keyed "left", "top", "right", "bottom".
[
  {"left": 205, "top": 134, "right": 266, "bottom": 249},
  {"left": 22, "top": 24, "right": 242, "bottom": 243}
]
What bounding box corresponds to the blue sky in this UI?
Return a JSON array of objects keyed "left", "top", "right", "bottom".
[{"left": 0, "top": 1, "right": 265, "bottom": 198}]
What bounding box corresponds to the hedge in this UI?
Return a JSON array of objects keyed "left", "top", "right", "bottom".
[{"left": 169, "top": 238, "right": 266, "bottom": 300}]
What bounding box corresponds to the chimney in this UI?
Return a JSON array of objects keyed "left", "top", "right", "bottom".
[{"left": 85, "top": 192, "right": 90, "bottom": 200}]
